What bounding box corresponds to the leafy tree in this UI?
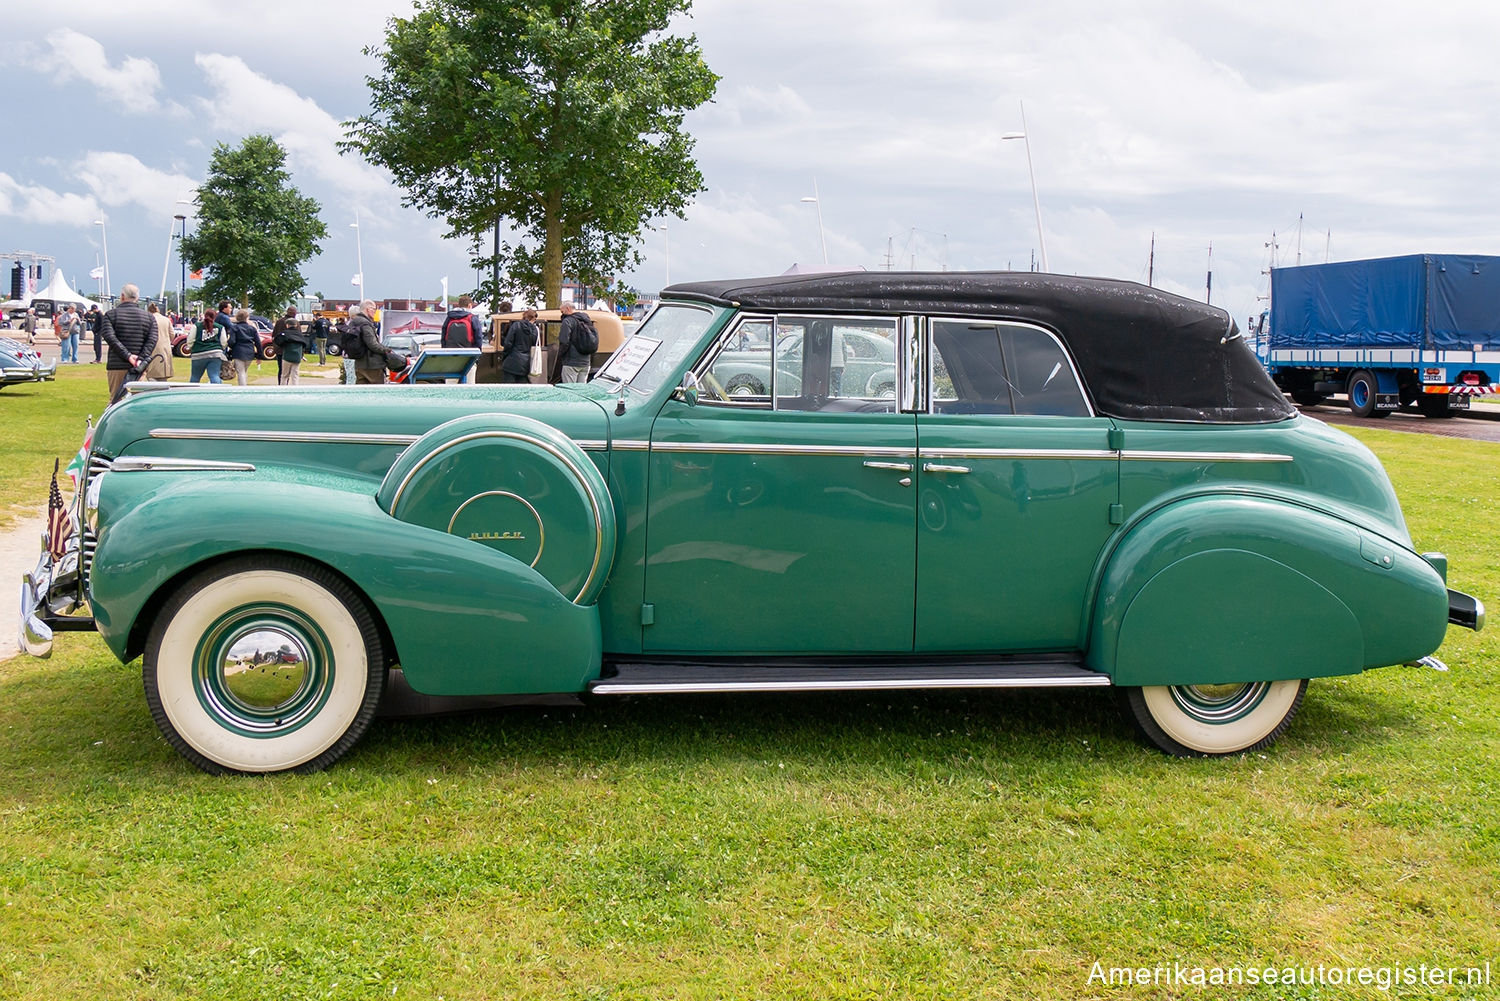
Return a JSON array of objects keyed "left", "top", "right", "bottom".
[
  {"left": 181, "top": 135, "right": 328, "bottom": 315},
  {"left": 345, "top": 0, "right": 717, "bottom": 309}
]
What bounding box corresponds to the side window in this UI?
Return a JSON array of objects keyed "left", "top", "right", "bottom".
[
  {"left": 701, "top": 319, "right": 774, "bottom": 407},
  {"left": 775, "top": 315, "right": 898, "bottom": 413},
  {"left": 930, "top": 320, "right": 1089, "bottom": 417},
  {"left": 1000, "top": 325, "right": 1090, "bottom": 416}
]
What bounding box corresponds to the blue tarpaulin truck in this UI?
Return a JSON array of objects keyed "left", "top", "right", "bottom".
[{"left": 1263, "top": 254, "right": 1500, "bottom": 417}]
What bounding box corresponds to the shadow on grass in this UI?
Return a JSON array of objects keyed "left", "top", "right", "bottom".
[{"left": 0, "top": 648, "right": 1438, "bottom": 783}]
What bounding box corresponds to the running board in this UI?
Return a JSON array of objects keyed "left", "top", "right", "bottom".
[{"left": 590, "top": 656, "right": 1112, "bottom": 695}]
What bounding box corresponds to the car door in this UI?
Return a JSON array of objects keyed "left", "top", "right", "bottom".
[
  {"left": 915, "top": 317, "right": 1119, "bottom": 652},
  {"left": 643, "top": 313, "right": 918, "bottom": 654}
]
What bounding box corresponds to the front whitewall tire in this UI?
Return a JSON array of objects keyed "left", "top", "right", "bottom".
[{"left": 144, "top": 557, "right": 386, "bottom": 774}]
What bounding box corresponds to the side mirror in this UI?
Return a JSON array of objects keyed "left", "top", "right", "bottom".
[{"left": 675, "top": 371, "right": 700, "bottom": 407}]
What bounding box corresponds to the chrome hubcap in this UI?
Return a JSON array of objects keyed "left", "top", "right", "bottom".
[
  {"left": 1169, "top": 682, "right": 1269, "bottom": 724},
  {"left": 197, "top": 609, "right": 331, "bottom": 734}
]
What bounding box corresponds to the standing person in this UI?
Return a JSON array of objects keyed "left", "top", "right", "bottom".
[
  {"left": 55, "top": 305, "right": 81, "bottom": 363},
  {"left": 186, "top": 306, "right": 227, "bottom": 383},
  {"left": 441, "top": 295, "right": 484, "bottom": 349},
  {"left": 21, "top": 308, "right": 36, "bottom": 346},
  {"left": 227, "top": 308, "right": 259, "bottom": 386},
  {"left": 552, "top": 302, "right": 594, "bottom": 383},
  {"left": 349, "top": 300, "right": 392, "bottom": 384},
  {"left": 272, "top": 307, "right": 309, "bottom": 385},
  {"left": 334, "top": 317, "right": 354, "bottom": 384},
  {"left": 100, "top": 284, "right": 158, "bottom": 404},
  {"left": 311, "top": 314, "right": 330, "bottom": 364},
  {"left": 85, "top": 304, "right": 103, "bottom": 362},
  {"left": 144, "top": 302, "right": 175, "bottom": 381},
  {"left": 498, "top": 308, "right": 537, "bottom": 384}
]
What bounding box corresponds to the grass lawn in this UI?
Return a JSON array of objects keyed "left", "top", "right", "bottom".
[{"left": 0, "top": 381, "right": 1496, "bottom": 998}]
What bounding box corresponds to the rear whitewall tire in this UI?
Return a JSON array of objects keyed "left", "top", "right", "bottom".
[
  {"left": 143, "top": 556, "right": 386, "bottom": 774},
  {"left": 1123, "top": 679, "right": 1309, "bottom": 756}
]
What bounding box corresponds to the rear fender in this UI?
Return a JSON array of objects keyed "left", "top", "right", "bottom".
[
  {"left": 1089, "top": 495, "right": 1448, "bottom": 687},
  {"left": 90, "top": 473, "right": 601, "bottom": 696}
]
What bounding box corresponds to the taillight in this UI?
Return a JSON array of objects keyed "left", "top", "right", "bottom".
[{"left": 1461, "top": 372, "right": 1482, "bottom": 385}]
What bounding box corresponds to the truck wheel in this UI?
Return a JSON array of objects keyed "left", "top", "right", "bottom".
[
  {"left": 143, "top": 555, "right": 386, "bottom": 774},
  {"left": 1120, "top": 679, "right": 1308, "bottom": 756},
  {"left": 1418, "top": 395, "right": 1455, "bottom": 419},
  {"left": 1347, "top": 370, "right": 1381, "bottom": 418}
]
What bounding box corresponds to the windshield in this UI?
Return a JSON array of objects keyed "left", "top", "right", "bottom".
[{"left": 595, "top": 303, "right": 718, "bottom": 394}]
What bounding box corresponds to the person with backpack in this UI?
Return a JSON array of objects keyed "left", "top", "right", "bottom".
[
  {"left": 186, "top": 306, "right": 228, "bottom": 383},
  {"left": 552, "top": 302, "right": 597, "bottom": 383},
  {"left": 348, "top": 300, "right": 393, "bottom": 385},
  {"left": 441, "top": 295, "right": 485, "bottom": 349},
  {"left": 498, "top": 308, "right": 538, "bottom": 384},
  {"left": 272, "top": 307, "right": 310, "bottom": 385}
]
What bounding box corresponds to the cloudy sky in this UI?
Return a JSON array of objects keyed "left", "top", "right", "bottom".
[{"left": 4, "top": 0, "right": 1499, "bottom": 326}]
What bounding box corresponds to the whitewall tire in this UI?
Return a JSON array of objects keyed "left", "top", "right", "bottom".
[
  {"left": 1122, "top": 679, "right": 1309, "bottom": 756},
  {"left": 143, "top": 556, "right": 386, "bottom": 774}
]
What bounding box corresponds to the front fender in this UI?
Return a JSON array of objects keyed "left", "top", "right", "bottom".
[
  {"left": 1088, "top": 494, "right": 1449, "bottom": 687},
  {"left": 90, "top": 471, "right": 601, "bottom": 696}
]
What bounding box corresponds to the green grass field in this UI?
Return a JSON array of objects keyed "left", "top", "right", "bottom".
[{"left": 1, "top": 373, "right": 1496, "bottom": 999}]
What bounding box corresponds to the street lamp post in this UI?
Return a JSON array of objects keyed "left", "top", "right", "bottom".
[
  {"left": 800, "top": 179, "right": 828, "bottom": 266},
  {"left": 93, "top": 217, "right": 111, "bottom": 301},
  {"left": 174, "top": 214, "right": 188, "bottom": 314},
  {"left": 350, "top": 214, "right": 365, "bottom": 303},
  {"left": 1001, "top": 101, "right": 1048, "bottom": 273}
]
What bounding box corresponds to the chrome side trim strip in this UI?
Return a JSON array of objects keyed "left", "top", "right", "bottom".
[
  {"left": 920, "top": 448, "right": 1117, "bottom": 460},
  {"left": 649, "top": 442, "right": 918, "bottom": 458},
  {"left": 1121, "top": 451, "right": 1294, "bottom": 463},
  {"left": 150, "top": 428, "right": 421, "bottom": 446},
  {"left": 591, "top": 675, "right": 1114, "bottom": 695},
  {"left": 110, "top": 457, "right": 257, "bottom": 473},
  {"left": 608, "top": 440, "right": 651, "bottom": 451}
]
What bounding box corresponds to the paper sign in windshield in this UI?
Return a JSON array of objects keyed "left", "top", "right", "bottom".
[{"left": 604, "top": 336, "right": 662, "bottom": 383}]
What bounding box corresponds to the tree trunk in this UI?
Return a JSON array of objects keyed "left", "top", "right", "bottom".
[{"left": 543, "top": 189, "right": 563, "bottom": 310}]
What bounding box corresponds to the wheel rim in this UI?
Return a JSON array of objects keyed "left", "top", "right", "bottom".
[
  {"left": 194, "top": 603, "right": 335, "bottom": 737},
  {"left": 1352, "top": 380, "right": 1369, "bottom": 408},
  {"left": 1167, "top": 682, "right": 1270, "bottom": 724}
]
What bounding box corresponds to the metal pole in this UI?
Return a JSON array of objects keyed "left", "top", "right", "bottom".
[
  {"left": 177, "top": 215, "right": 188, "bottom": 312},
  {"left": 1019, "top": 102, "right": 1048, "bottom": 272},
  {"left": 159, "top": 214, "right": 176, "bottom": 303}
]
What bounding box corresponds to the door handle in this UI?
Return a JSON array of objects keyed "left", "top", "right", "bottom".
[
  {"left": 923, "top": 462, "right": 971, "bottom": 474},
  {"left": 862, "top": 460, "right": 913, "bottom": 472}
]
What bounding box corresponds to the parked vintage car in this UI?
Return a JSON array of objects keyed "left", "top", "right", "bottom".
[
  {"left": 711, "top": 322, "right": 897, "bottom": 399},
  {"left": 19, "top": 272, "right": 1484, "bottom": 774},
  {"left": 0, "top": 336, "right": 56, "bottom": 387}
]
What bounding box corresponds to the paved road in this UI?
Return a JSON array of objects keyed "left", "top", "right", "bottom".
[{"left": 1297, "top": 400, "right": 1500, "bottom": 443}]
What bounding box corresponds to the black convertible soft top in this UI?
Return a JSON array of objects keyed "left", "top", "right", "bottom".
[{"left": 663, "top": 271, "right": 1296, "bottom": 424}]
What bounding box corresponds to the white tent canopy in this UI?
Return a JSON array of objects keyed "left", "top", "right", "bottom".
[{"left": 29, "top": 270, "right": 99, "bottom": 308}]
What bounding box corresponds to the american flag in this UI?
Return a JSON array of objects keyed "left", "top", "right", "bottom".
[{"left": 47, "top": 459, "right": 72, "bottom": 562}]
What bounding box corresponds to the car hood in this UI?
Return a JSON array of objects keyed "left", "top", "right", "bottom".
[{"left": 91, "top": 382, "right": 616, "bottom": 462}]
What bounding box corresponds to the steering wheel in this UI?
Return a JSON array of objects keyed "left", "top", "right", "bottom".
[{"left": 700, "top": 369, "right": 731, "bottom": 403}]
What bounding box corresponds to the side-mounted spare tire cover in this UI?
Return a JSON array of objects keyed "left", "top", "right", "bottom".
[{"left": 376, "top": 414, "right": 616, "bottom": 605}]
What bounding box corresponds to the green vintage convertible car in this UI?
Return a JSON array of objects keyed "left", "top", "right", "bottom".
[{"left": 19, "top": 273, "right": 1484, "bottom": 773}]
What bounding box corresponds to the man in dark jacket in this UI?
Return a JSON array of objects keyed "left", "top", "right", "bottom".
[
  {"left": 85, "top": 304, "right": 103, "bottom": 362},
  {"left": 552, "top": 303, "right": 592, "bottom": 383},
  {"left": 100, "top": 283, "right": 158, "bottom": 404},
  {"left": 441, "top": 295, "right": 485, "bottom": 349},
  {"left": 350, "top": 300, "right": 392, "bottom": 385}
]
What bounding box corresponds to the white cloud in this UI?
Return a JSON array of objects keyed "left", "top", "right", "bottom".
[
  {"left": 72, "top": 153, "right": 199, "bottom": 215},
  {"left": 0, "top": 173, "right": 102, "bottom": 228},
  {"left": 31, "top": 29, "right": 166, "bottom": 113},
  {"left": 193, "top": 52, "right": 394, "bottom": 212}
]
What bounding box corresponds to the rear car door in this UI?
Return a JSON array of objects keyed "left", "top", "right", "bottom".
[{"left": 915, "top": 317, "right": 1118, "bottom": 652}]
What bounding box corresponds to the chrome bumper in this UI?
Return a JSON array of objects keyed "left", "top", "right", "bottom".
[
  {"left": 18, "top": 534, "right": 94, "bottom": 659},
  {"left": 1449, "top": 589, "right": 1485, "bottom": 632}
]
